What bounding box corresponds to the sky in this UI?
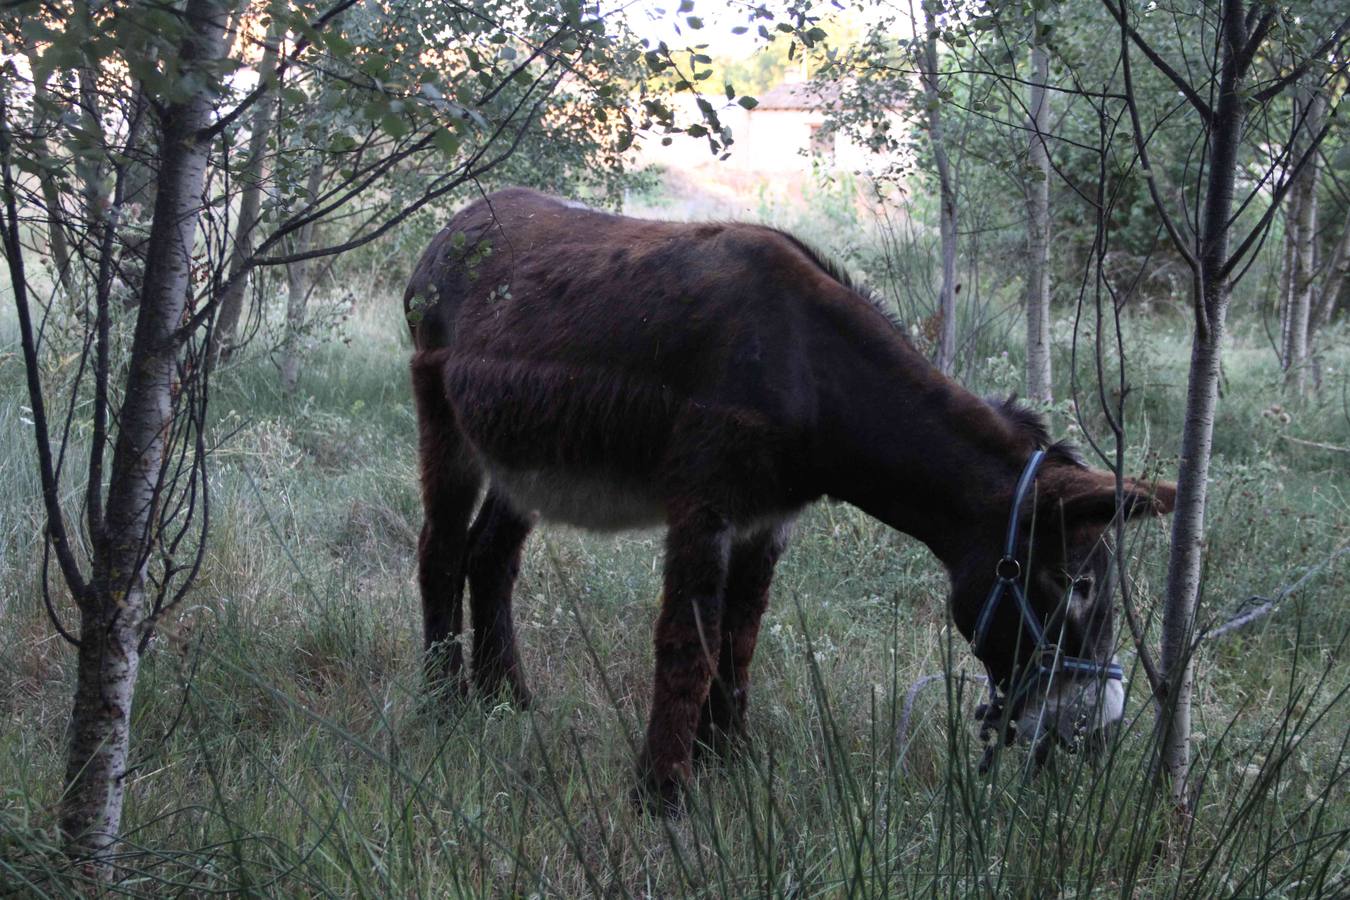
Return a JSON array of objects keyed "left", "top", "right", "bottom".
[
  {"left": 606, "top": 0, "right": 915, "bottom": 60},
  {"left": 606, "top": 0, "right": 768, "bottom": 55}
]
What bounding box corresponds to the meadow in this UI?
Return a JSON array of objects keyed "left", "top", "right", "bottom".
[{"left": 2, "top": 227, "right": 1348, "bottom": 896}]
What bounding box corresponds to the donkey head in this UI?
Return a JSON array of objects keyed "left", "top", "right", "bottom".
[{"left": 953, "top": 448, "right": 1177, "bottom": 761}]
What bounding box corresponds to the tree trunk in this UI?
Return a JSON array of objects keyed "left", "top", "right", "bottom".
[
  {"left": 1282, "top": 87, "right": 1323, "bottom": 396},
  {"left": 1024, "top": 16, "right": 1053, "bottom": 404},
  {"left": 921, "top": 4, "right": 959, "bottom": 375},
  {"left": 116, "top": 84, "right": 160, "bottom": 307},
  {"left": 208, "top": 7, "right": 284, "bottom": 367},
  {"left": 1276, "top": 194, "right": 1298, "bottom": 368},
  {"left": 60, "top": 0, "right": 227, "bottom": 867},
  {"left": 21, "top": 56, "right": 76, "bottom": 296},
  {"left": 1158, "top": 0, "right": 1247, "bottom": 813},
  {"left": 1314, "top": 211, "right": 1349, "bottom": 329},
  {"left": 1158, "top": 295, "right": 1225, "bottom": 811},
  {"left": 279, "top": 161, "right": 324, "bottom": 393}
]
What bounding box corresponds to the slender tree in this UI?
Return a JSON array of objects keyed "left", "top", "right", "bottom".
[
  {"left": 279, "top": 158, "right": 324, "bottom": 392},
  {"left": 1109, "top": 0, "right": 1348, "bottom": 811},
  {"left": 1281, "top": 85, "right": 1324, "bottom": 395},
  {"left": 1024, "top": 8, "right": 1053, "bottom": 403},
  {"left": 4, "top": 0, "right": 232, "bottom": 864},
  {"left": 208, "top": 0, "right": 285, "bottom": 366},
  {"left": 916, "top": 0, "right": 960, "bottom": 375}
]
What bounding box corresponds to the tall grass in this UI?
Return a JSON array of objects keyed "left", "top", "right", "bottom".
[{"left": 1, "top": 276, "right": 1347, "bottom": 896}]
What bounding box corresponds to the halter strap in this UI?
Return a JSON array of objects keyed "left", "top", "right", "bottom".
[{"left": 971, "top": 450, "right": 1123, "bottom": 683}]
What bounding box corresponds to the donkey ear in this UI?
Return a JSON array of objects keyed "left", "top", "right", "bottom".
[{"left": 1058, "top": 471, "right": 1177, "bottom": 525}]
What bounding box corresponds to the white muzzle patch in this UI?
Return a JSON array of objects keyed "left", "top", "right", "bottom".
[{"left": 1015, "top": 656, "right": 1125, "bottom": 747}]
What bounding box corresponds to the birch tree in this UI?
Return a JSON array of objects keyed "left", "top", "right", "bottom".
[
  {"left": 1280, "top": 86, "right": 1325, "bottom": 395},
  {"left": 3, "top": 0, "right": 230, "bottom": 866},
  {"left": 917, "top": 0, "right": 960, "bottom": 375},
  {"left": 1024, "top": 8, "right": 1053, "bottom": 403},
  {"left": 1107, "top": 0, "right": 1348, "bottom": 812},
  {"left": 208, "top": 0, "right": 286, "bottom": 366},
  {"left": 278, "top": 158, "right": 324, "bottom": 392},
  {"left": 1314, "top": 209, "right": 1349, "bottom": 329}
]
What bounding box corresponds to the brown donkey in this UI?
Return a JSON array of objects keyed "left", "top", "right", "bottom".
[{"left": 403, "top": 188, "right": 1176, "bottom": 811}]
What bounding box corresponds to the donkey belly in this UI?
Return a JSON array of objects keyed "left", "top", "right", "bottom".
[
  {"left": 487, "top": 465, "right": 665, "bottom": 531},
  {"left": 444, "top": 356, "right": 679, "bottom": 531}
]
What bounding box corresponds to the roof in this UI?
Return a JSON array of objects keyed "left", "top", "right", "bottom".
[{"left": 752, "top": 81, "right": 842, "bottom": 111}]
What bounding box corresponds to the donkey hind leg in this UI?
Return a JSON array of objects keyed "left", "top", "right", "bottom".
[
  {"left": 636, "top": 507, "right": 733, "bottom": 814},
  {"left": 412, "top": 352, "right": 483, "bottom": 697},
  {"left": 466, "top": 487, "right": 535, "bottom": 707},
  {"left": 696, "top": 523, "right": 791, "bottom": 757}
]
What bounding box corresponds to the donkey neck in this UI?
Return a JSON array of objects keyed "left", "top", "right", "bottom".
[{"left": 810, "top": 311, "right": 1031, "bottom": 570}]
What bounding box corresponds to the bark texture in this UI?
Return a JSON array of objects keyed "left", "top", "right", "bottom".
[
  {"left": 60, "top": 0, "right": 228, "bottom": 865},
  {"left": 1024, "top": 18, "right": 1053, "bottom": 404}
]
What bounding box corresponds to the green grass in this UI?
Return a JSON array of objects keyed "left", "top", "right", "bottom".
[{"left": 1, "top": 288, "right": 1347, "bottom": 897}]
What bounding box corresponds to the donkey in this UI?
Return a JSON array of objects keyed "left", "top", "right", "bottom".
[{"left": 403, "top": 188, "right": 1176, "bottom": 811}]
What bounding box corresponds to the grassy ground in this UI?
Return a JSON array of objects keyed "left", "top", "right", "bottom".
[{"left": 1, "top": 284, "right": 1347, "bottom": 896}]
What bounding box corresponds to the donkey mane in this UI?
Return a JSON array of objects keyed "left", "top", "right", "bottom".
[
  {"left": 987, "top": 394, "right": 1086, "bottom": 468},
  {"left": 763, "top": 230, "right": 1085, "bottom": 471},
  {"left": 770, "top": 230, "right": 906, "bottom": 334}
]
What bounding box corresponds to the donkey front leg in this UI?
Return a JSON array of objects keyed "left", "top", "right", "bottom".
[{"left": 636, "top": 508, "right": 732, "bottom": 814}]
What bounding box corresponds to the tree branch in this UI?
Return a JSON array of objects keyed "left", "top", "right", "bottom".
[
  {"left": 1100, "top": 0, "right": 1214, "bottom": 122},
  {"left": 1119, "top": 9, "right": 1201, "bottom": 277},
  {"left": 1220, "top": 104, "right": 1337, "bottom": 281},
  {"left": 196, "top": 0, "right": 363, "bottom": 143},
  {"left": 0, "top": 94, "right": 90, "bottom": 603},
  {"left": 1250, "top": 16, "right": 1350, "bottom": 104}
]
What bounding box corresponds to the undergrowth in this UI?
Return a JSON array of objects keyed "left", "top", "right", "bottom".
[{"left": 1, "top": 277, "right": 1347, "bottom": 897}]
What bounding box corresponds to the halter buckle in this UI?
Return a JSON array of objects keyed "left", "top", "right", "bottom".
[{"left": 995, "top": 556, "right": 1021, "bottom": 581}]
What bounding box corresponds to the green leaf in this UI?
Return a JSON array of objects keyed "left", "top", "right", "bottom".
[
  {"left": 737, "top": 96, "right": 758, "bottom": 109},
  {"left": 432, "top": 127, "right": 460, "bottom": 156}
]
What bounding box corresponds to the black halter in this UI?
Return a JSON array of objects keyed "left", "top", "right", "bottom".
[{"left": 971, "top": 450, "right": 1124, "bottom": 685}]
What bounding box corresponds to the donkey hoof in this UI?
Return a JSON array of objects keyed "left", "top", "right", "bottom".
[
  {"left": 630, "top": 773, "right": 687, "bottom": 818},
  {"left": 426, "top": 675, "right": 471, "bottom": 708},
  {"left": 693, "top": 726, "right": 746, "bottom": 766},
  {"left": 476, "top": 676, "right": 532, "bottom": 710}
]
